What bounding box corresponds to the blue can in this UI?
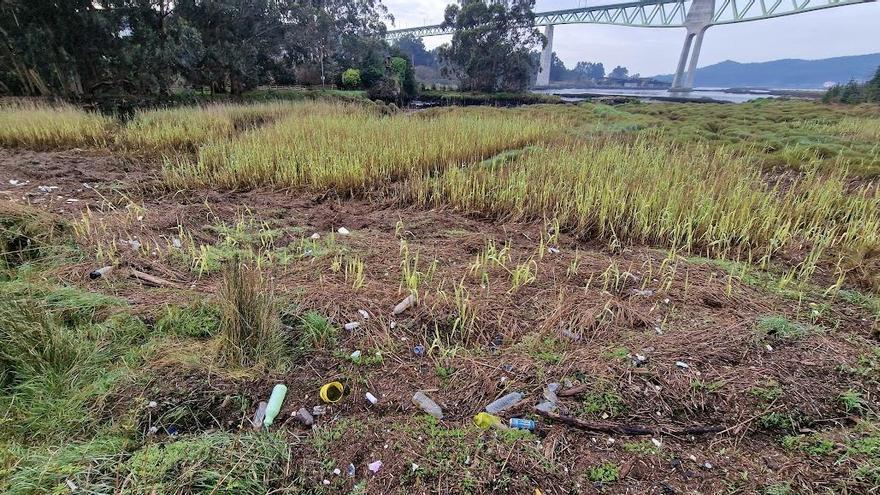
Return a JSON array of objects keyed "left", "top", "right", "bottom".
[{"left": 509, "top": 418, "right": 536, "bottom": 431}]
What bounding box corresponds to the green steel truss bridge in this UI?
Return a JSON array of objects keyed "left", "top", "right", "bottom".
[{"left": 384, "top": 0, "right": 877, "bottom": 90}]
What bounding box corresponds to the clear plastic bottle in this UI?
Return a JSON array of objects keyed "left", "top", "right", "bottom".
[
  {"left": 485, "top": 392, "right": 523, "bottom": 414},
  {"left": 412, "top": 391, "right": 444, "bottom": 419}
]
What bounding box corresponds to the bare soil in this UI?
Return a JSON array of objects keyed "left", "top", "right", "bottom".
[{"left": 2, "top": 149, "right": 878, "bottom": 494}]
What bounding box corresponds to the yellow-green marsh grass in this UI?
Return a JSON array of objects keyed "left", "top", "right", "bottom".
[
  {"left": 116, "top": 101, "right": 306, "bottom": 152},
  {"left": 163, "top": 103, "right": 555, "bottom": 192},
  {"left": 0, "top": 102, "right": 113, "bottom": 150},
  {"left": 406, "top": 135, "right": 880, "bottom": 272}
]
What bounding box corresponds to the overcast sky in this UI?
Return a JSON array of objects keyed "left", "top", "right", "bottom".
[{"left": 382, "top": 0, "right": 880, "bottom": 76}]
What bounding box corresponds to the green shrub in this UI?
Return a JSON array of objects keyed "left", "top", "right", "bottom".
[
  {"left": 367, "top": 75, "right": 402, "bottom": 105},
  {"left": 342, "top": 68, "right": 361, "bottom": 89},
  {"left": 587, "top": 462, "right": 620, "bottom": 483}
]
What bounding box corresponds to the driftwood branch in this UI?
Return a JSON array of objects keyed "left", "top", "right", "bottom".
[
  {"left": 534, "top": 409, "right": 724, "bottom": 437},
  {"left": 129, "top": 268, "right": 184, "bottom": 289}
]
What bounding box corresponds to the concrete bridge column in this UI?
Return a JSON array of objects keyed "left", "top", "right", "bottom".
[
  {"left": 537, "top": 24, "right": 554, "bottom": 87},
  {"left": 670, "top": 0, "right": 715, "bottom": 91},
  {"left": 685, "top": 26, "right": 709, "bottom": 88}
]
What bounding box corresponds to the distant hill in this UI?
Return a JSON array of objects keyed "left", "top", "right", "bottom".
[{"left": 654, "top": 53, "right": 880, "bottom": 89}]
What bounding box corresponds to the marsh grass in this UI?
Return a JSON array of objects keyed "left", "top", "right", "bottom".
[
  {"left": 407, "top": 135, "right": 880, "bottom": 277},
  {"left": 0, "top": 102, "right": 113, "bottom": 150},
  {"left": 0, "top": 282, "right": 145, "bottom": 443},
  {"left": 0, "top": 202, "right": 70, "bottom": 269},
  {"left": 116, "top": 101, "right": 306, "bottom": 152},
  {"left": 163, "top": 102, "right": 554, "bottom": 192},
  {"left": 217, "top": 262, "right": 286, "bottom": 369}
]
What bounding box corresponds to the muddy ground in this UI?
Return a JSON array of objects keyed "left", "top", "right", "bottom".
[{"left": 2, "top": 148, "right": 879, "bottom": 494}]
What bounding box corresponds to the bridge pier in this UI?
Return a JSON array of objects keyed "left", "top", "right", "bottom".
[
  {"left": 670, "top": 0, "right": 715, "bottom": 92},
  {"left": 537, "top": 24, "right": 554, "bottom": 87}
]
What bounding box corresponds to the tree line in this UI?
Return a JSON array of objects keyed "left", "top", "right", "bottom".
[
  {"left": 823, "top": 68, "right": 880, "bottom": 104},
  {"left": 1, "top": 0, "right": 555, "bottom": 101},
  {"left": 0, "top": 0, "right": 416, "bottom": 101}
]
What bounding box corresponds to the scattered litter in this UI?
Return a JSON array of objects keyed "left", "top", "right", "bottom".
[
  {"left": 148, "top": 400, "right": 158, "bottom": 408},
  {"left": 632, "top": 354, "right": 649, "bottom": 367},
  {"left": 412, "top": 391, "right": 444, "bottom": 419},
  {"left": 333, "top": 468, "right": 341, "bottom": 476},
  {"left": 560, "top": 329, "right": 581, "bottom": 341},
  {"left": 171, "top": 237, "right": 182, "bottom": 249},
  {"left": 485, "top": 392, "right": 523, "bottom": 414},
  {"left": 127, "top": 239, "right": 142, "bottom": 251},
  {"left": 148, "top": 426, "right": 158, "bottom": 435},
  {"left": 473, "top": 412, "right": 503, "bottom": 429},
  {"left": 389, "top": 321, "right": 397, "bottom": 329},
  {"left": 411, "top": 463, "right": 419, "bottom": 472},
  {"left": 65, "top": 198, "right": 79, "bottom": 203},
  {"left": 166, "top": 425, "right": 179, "bottom": 436},
  {"left": 337, "top": 227, "right": 350, "bottom": 235},
  {"left": 630, "top": 288, "right": 654, "bottom": 297},
  {"left": 537, "top": 383, "right": 560, "bottom": 412},
  {"left": 9, "top": 179, "right": 22, "bottom": 186},
  {"left": 663, "top": 298, "right": 671, "bottom": 304},
  {"left": 393, "top": 294, "right": 416, "bottom": 315},
  {"left": 319, "top": 382, "right": 344, "bottom": 403},
  {"left": 65, "top": 479, "right": 78, "bottom": 491},
  {"left": 89, "top": 265, "right": 114, "bottom": 280},
  {"left": 509, "top": 418, "right": 536, "bottom": 431},
  {"left": 543, "top": 383, "right": 560, "bottom": 403},
  {"left": 654, "top": 326, "right": 663, "bottom": 335},
  {"left": 252, "top": 401, "right": 268, "bottom": 431},
  {"left": 312, "top": 405, "right": 327, "bottom": 416},
  {"left": 675, "top": 361, "right": 689, "bottom": 369},
  {"left": 350, "top": 350, "right": 362, "bottom": 360},
  {"left": 263, "top": 384, "right": 288, "bottom": 427},
  {"left": 547, "top": 247, "right": 560, "bottom": 254},
  {"left": 368, "top": 460, "right": 383, "bottom": 473},
  {"left": 347, "top": 463, "right": 356, "bottom": 477},
  {"left": 295, "top": 407, "right": 314, "bottom": 426},
  {"left": 322, "top": 479, "right": 330, "bottom": 485},
  {"left": 38, "top": 185, "right": 59, "bottom": 193},
  {"left": 651, "top": 438, "right": 662, "bottom": 448},
  {"left": 365, "top": 392, "right": 378, "bottom": 405},
  {"left": 702, "top": 462, "right": 713, "bottom": 470},
  {"left": 358, "top": 309, "right": 370, "bottom": 319},
  {"left": 766, "top": 344, "right": 774, "bottom": 352},
  {"left": 413, "top": 345, "right": 426, "bottom": 357},
  {"left": 310, "top": 233, "right": 321, "bottom": 240},
  {"left": 344, "top": 322, "right": 360, "bottom": 331}
]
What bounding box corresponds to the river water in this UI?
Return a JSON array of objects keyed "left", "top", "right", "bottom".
[{"left": 534, "top": 87, "right": 784, "bottom": 103}]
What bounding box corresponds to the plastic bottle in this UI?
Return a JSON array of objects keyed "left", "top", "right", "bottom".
[
  {"left": 485, "top": 392, "right": 523, "bottom": 414},
  {"left": 473, "top": 412, "right": 503, "bottom": 429},
  {"left": 263, "top": 384, "right": 288, "bottom": 427},
  {"left": 509, "top": 418, "right": 536, "bottom": 431},
  {"left": 412, "top": 391, "right": 444, "bottom": 419},
  {"left": 252, "top": 401, "right": 268, "bottom": 430},
  {"left": 89, "top": 266, "right": 114, "bottom": 280}
]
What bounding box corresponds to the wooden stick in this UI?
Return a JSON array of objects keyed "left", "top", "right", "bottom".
[
  {"left": 534, "top": 409, "right": 723, "bottom": 437},
  {"left": 129, "top": 268, "right": 184, "bottom": 289},
  {"left": 557, "top": 384, "right": 589, "bottom": 397}
]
